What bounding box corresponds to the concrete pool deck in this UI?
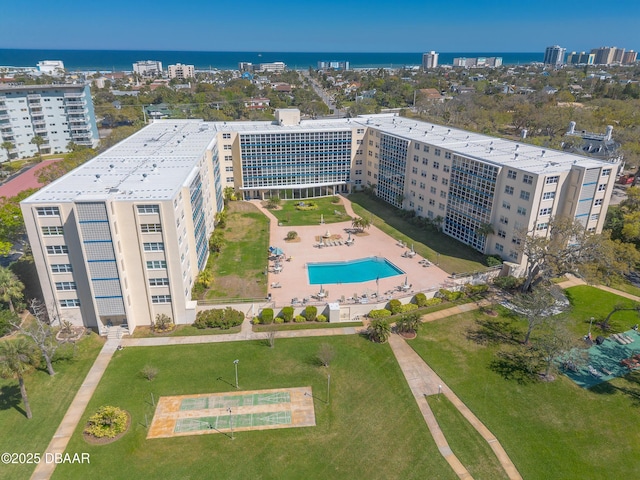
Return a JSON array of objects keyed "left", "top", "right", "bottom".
[{"left": 254, "top": 197, "right": 452, "bottom": 306}]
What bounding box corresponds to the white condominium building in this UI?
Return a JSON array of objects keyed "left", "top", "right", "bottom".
[
  {"left": 168, "top": 64, "right": 195, "bottom": 79},
  {"left": 133, "top": 60, "right": 163, "bottom": 77},
  {"left": 22, "top": 110, "right": 618, "bottom": 331},
  {"left": 0, "top": 83, "right": 99, "bottom": 162}
]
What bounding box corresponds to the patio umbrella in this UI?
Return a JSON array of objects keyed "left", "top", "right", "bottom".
[
  {"left": 347, "top": 233, "right": 352, "bottom": 241},
  {"left": 404, "top": 276, "right": 409, "bottom": 287},
  {"left": 324, "top": 229, "right": 331, "bottom": 238},
  {"left": 272, "top": 247, "right": 284, "bottom": 256},
  {"left": 411, "top": 244, "right": 415, "bottom": 254},
  {"left": 320, "top": 214, "right": 324, "bottom": 224}
]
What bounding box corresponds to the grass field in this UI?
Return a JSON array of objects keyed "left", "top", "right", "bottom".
[
  {"left": 409, "top": 288, "right": 640, "bottom": 480},
  {"left": 0, "top": 334, "right": 104, "bottom": 480},
  {"left": 53, "top": 337, "right": 458, "bottom": 480},
  {"left": 267, "top": 197, "right": 348, "bottom": 226},
  {"left": 347, "top": 193, "right": 487, "bottom": 274},
  {"left": 252, "top": 321, "right": 362, "bottom": 332},
  {"left": 131, "top": 325, "right": 242, "bottom": 338},
  {"left": 564, "top": 285, "right": 640, "bottom": 334},
  {"left": 203, "top": 202, "right": 270, "bottom": 300}
]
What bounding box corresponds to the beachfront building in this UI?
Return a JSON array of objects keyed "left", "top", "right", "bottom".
[
  {"left": 0, "top": 83, "right": 99, "bottom": 162},
  {"left": 567, "top": 51, "right": 595, "bottom": 65},
  {"left": 37, "top": 60, "right": 65, "bottom": 75},
  {"left": 452, "top": 57, "right": 502, "bottom": 68},
  {"left": 133, "top": 60, "right": 163, "bottom": 77},
  {"left": 422, "top": 51, "right": 439, "bottom": 70},
  {"left": 317, "top": 61, "right": 350, "bottom": 71},
  {"left": 544, "top": 45, "right": 566, "bottom": 67},
  {"left": 168, "top": 63, "right": 195, "bottom": 79},
  {"left": 22, "top": 110, "right": 618, "bottom": 330}
]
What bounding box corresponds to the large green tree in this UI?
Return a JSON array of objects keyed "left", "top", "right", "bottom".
[
  {"left": 0, "top": 338, "right": 39, "bottom": 419},
  {"left": 1, "top": 140, "right": 14, "bottom": 162},
  {"left": 30, "top": 135, "right": 45, "bottom": 162}
]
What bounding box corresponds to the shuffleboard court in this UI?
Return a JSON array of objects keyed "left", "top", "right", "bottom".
[{"left": 147, "top": 387, "right": 315, "bottom": 439}]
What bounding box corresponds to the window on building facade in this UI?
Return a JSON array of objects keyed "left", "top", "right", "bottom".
[
  {"left": 152, "top": 295, "right": 172, "bottom": 304},
  {"left": 51, "top": 264, "right": 72, "bottom": 273},
  {"left": 594, "top": 199, "right": 603, "bottom": 206},
  {"left": 47, "top": 245, "right": 68, "bottom": 254},
  {"left": 433, "top": 161, "right": 439, "bottom": 169},
  {"left": 542, "top": 192, "right": 555, "bottom": 200},
  {"left": 149, "top": 277, "right": 170, "bottom": 287},
  {"left": 137, "top": 204, "right": 159, "bottom": 214},
  {"left": 140, "top": 224, "right": 162, "bottom": 233},
  {"left": 520, "top": 191, "right": 530, "bottom": 201},
  {"left": 523, "top": 174, "right": 533, "bottom": 185},
  {"left": 602, "top": 169, "right": 611, "bottom": 176},
  {"left": 143, "top": 242, "right": 164, "bottom": 251},
  {"left": 41, "top": 226, "right": 63, "bottom": 236},
  {"left": 495, "top": 243, "right": 504, "bottom": 252},
  {"left": 598, "top": 184, "right": 606, "bottom": 191},
  {"left": 146, "top": 260, "right": 167, "bottom": 269},
  {"left": 502, "top": 201, "right": 511, "bottom": 210},
  {"left": 55, "top": 281, "right": 76, "bottom": 291},
  {"left": 537, "top": 222, "right": 548, "bottom": 230},
  {"left": 546, "top": 176, "right": 559, "bottom": 184},
  {"left": 60, "top": 299, "right": 80, "bottom": 307},
  {"left": 539, "top": 207, "right": 552, "bottom": 216},
  {"left": 517, "top": 206, "right": 527, "bottom": 216},
  {"left": 36, "top": 206, "right": 60, "bottom": 216},
  {"left": 505, "top": 186, "right": 514, "bottom": 195},
  {"left": 434, "top": 149, "right": 441, "bottom": 156},
  {"left": 507, "top": 170, "right": 517, "bottom": 179}
]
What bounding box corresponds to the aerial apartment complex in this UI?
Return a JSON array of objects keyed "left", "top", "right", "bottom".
[
  {"left": 0, "top": 83, "right": 99, "bottom": 162},
  {"left": 168, "top": 64, "right": 195, "bottom": 79},
  {"left": 544, "top": 45, "right": 566, "bottom": 67},
  {"left": 21, "top": 109, "right": 618, "bottom": 331}
]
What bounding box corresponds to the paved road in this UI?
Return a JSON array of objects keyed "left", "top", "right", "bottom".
[{"left": 300, "top": 70, "right": 344, "bottom": 117}]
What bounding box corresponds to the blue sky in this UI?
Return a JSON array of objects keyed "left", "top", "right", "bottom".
[{"left": 1, "top": 0, "right": 639, "bottom": 52}]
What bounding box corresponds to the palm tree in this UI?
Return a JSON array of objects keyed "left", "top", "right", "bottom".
[
  {"left": 0, "top": 338, "right": 39, "bottom": 419},
  {"left": 30, "top": 136, "right": 45, "bottom": 162},
  {"left": 1, "top": 141, "right": 15, "bottom": 163},
  {"left": 396, "top": 313, "right": 421, "bottom": 335},
  {"left": 367, "top": 319, "right": 391, "bottom": 343},
  {"left": 432, "top": 215, "right": 444, "bottom": 232},
  {"left": 0, "top": 266, "right": 24, "bottom": 313},
  {"left": 351, "top": 216, "right": 372, "bottom": 233}
]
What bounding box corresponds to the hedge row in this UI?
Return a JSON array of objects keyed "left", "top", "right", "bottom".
[
  {"left": 256, "top": 305, "right": 326, "bottom": 324},
  {"left": 194, "top": 307, "right": 244, "bottom": 329}
]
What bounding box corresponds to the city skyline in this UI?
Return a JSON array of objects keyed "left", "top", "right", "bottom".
[{"left": 1, "top": 0, "right": 639, "bottom": 53}]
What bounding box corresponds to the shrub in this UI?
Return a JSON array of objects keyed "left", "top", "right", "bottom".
[
  {"left": 398, "top": 303, "right": 418, "bottom": 313},
  {"left": 295, "top": 201, "right": 318, "bottom": 211},
  {"left": 316, "top": 314, "right": 328, "bottom": 322},
  {"left": 388, "top": 299, "right": 402, "bottom": 315},
  {"left": 330, "top": 196, "right": 340, "bottom": 204},
  {"left": 286, "top": 231, "right": 298, "bottom": 240},
  {"left": 368, "top": 309, "right": 391, "bottom": 319},
  {"left": 486, "top": 255, "right": 503, "bottom": 267},
  {"left": 464, "top": 283, "right": 489, "bottom": 297},
  {"left": 493, "top": 275, "right": 522, "bottom": 291},
  {"left": 152, "top": 313, "right": 174, "bottom": 332},
  {"left": 261, "top": 308, "right": 274, "bottom": 324},
  {"left": 0, "top": 310, "right": 18, "bottom": 337},
  {"left": 84, "top": 406, "right": 128, "bottom": 439},
  {"left": 294, "top": 315, "right": 306, "bottom": 323},
  {"left": 274, "top": 317, "right": 284, "bottom": 324},
  {"left": 413, "top": 292, "right": 427, "bottom": 308},
  {"left": 266, "top": 197, "right": 281, "bottom": 209},
  {"left": 140, "top": 365, "right": 158, "bottom": 381},
  {"left": 367, "top": 319, "right": 391, "bottom": 343},
  {"left": 252, "top": 316, "right": 261, "bottom": 325},
  {"left": 424, "top": 297, "right": 443, "bottom": 306},
  {"left": 438, "top": 289, "right": 464, "bottom": 302},
  {"left": 303, "top": 305, "right": 318, "bottom": 322},
  {"left": 280, "top": 306, "right": 294, "bottom": 323},
  {"left": 194, "top": 308, "right": 243, "bottom": 329}
]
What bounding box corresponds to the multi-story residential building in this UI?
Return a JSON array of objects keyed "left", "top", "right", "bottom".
[
  {"left": 317, "top": 61, "right": 350, "bottom": 71},
  {"left": 133, "top": 60, "right": 163, "bottom": 77},
  {"left": 0, "top": 83, "right": 99, "bottom": 162},
  {"left": 167, "top": 64, "right": 195, "bottom": 79},
  {"left": 37, "top": 60, "right": 65, "bottom": 75},
  {"left": 422, "top": 51, "right": 439, "bottom": 70},
  {"left": 544, "top": 45, "right": 566, "bottom": 66},
  {"left": 622, "top": 50, "right": 637, "bottom": 65},
  {"left": 22, "top": 110, "right": 618, "bottom": 330},
  {"left": 258, "top": 62, "right": 286, "bottom": 73},
  {"left": 452, "top": 57, "right": 502, "bottom": 68},
  {"left": 566, "top": 51, "right": 595, "bottom": 65}
]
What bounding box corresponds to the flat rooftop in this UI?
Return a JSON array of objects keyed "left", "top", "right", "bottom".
[{"left": 23, "top": 113, "right": 612, "bottom": 205}]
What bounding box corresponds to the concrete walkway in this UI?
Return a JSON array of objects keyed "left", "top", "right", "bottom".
[
  {"left": 30, "top": 339, "right": 119, "bottom": 480},
  {"left": 388, "top": 332, "right": 522, "bottom": 480}
]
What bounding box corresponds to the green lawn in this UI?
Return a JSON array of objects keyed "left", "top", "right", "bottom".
[
  {"left": 426, "top": 395, "right": 509, "bottom": 480},
  {"left": 252, "top": 321, "right": 362, "bottom": 332},
  {"left": 348, "top": 193, "right": 487, "bottom": 274},
  {"left": 0, "top": 334, "right": 104, "bottom": 480},
  {"left": 564, "top": 285, "right": 640, "bottom": 334},
  {"left": 54, "top": 337, "right": 458, "bottom": 480},
  {"left": 607, "top": 280, "right": 640, "bottom": 299},
  {"left": 202, "top": 202, "right": 270, "bottom": 300},
  {"left": 267, "top": 197, "right": 348, "bottom": 226},
  {"left": 409, "top": 297, "right": 640, "bottom": 480}
]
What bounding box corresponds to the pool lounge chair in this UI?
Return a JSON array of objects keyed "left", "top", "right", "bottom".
[{"left": 588, "top": 365, "right": 602, "bottom": 378}]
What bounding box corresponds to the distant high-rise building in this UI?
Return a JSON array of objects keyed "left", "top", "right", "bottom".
[
  {"left": 622, "top": 50, "right": 637, "bottom": 65},
  {"left": 258, "top": 62, "right": 286, "bottom": 73},
  {"left": 544, "top": 45, "right": 566, "bottom": 66},
  {"left": 567, "top": 52, "right": 595, "bottom": 65},
  {"left": 422, "top": 51, "right": 439, "bottom": 70},
  {"left": 452, "top": 56, "right": 501, "bottom": 68},
  {"left": 317, "top": 61, "right": 350, "bottom": 70},
  {"left": 133, "top": 60, "right": 163, "bottom": 77},
  {"left": 591, "top": 47, "right": 617, "bottom": 65},
  {"left": 168, "top": 64, "right": 195, "bottom": 79}
]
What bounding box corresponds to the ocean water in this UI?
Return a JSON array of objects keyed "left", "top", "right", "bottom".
[{"left": 0, "top": 49, "right": 542, "bottom": 72}]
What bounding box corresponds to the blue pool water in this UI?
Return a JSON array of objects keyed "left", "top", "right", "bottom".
[{"left": 307, "top": 257, "right": 404, "bottom": 285}]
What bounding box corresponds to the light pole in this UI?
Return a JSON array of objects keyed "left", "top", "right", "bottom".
[
  {"left": 228, "top": 407, "right": 234, "bottom": 440},
  {"left": 233, "top": 359, "right": 239, "bottom": 389},
  {"left": 589, "top": 317, "right": 594, "bottom": 337},
  {"left": 436, "top": 253, "right": 440, "bottom": 266},
  {"left": 327, "top": 374, "right": 331, "bottom": 405}
]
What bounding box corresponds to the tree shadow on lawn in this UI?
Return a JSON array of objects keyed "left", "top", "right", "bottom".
[
  {"left": 0, "top": 384, "right": 27, "bottom": 417},
  {"left": 590, "top": 370, "right": 640, "bottom": 406},
  {"left": 466, "top": 316, "right": 522, "bottom": 346},
  {"left": 489, "top": 348, "right": 542, "bottom": 385}
]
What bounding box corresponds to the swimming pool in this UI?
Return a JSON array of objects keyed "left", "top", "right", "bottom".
[{"left": 307, "top": 257, "right": 404, "bottom": 285}]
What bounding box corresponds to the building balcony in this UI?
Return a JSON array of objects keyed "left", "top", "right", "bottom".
[
  {"left": 66, "top": 107, "right": 88, "bottom": 115},
  {"left": 30, "top": 106, "right": 43, "bottom": 113},
  {"left": 69, "top": 123, "right": 90, "bottom": 131},
  {"left": 64, "top": 92, "right": 85, "bottom": 99},
  {"left": 34, "top": 126, "right": 47, "bottom": 134},
  {"left": 64, "top": 99, "right": 87, "bottom": 107},
  {"left": 2, "top": 135, "right": 15, "bottom": 142},
  {"left": 0, "top": 114, "right": 10, "bottom": 122}
]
